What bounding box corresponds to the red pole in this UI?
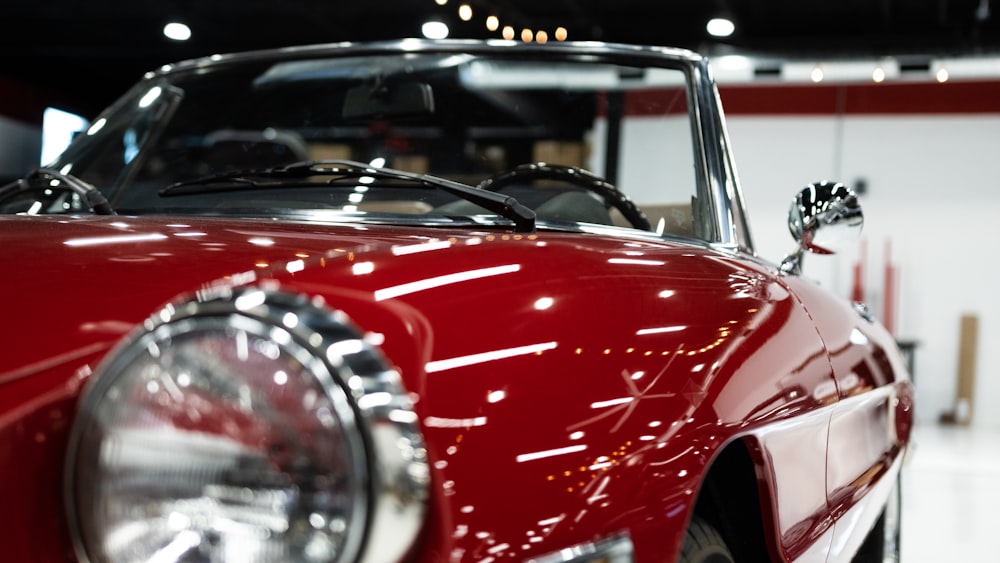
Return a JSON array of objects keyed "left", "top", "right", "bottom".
[
  {"left": 884, "top": 239, "right": 896, "bottom": 336},
  {"left": 851, "top": 238, "right": 866, "bottom": 303}
]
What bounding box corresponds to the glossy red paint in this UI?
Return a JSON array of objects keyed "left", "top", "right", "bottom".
[{"left": 0, "top": 213, "right": 914, "bottom": 562}]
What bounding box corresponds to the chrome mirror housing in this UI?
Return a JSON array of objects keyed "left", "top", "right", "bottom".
[{"left": 780, "top": 181, "right": 863, "bottom": 275}]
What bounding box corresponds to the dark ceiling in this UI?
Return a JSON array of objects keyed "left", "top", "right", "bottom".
[{"left": 3, "top": 0, "right": 999, "bottom": 117}]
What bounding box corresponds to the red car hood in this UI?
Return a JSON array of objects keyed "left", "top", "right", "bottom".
[
  {"left": 1, "top": 212, "right": 780, "bottom": 561},
  {"left": 0, "top": 214, "right": 455, "bottom": 379}
]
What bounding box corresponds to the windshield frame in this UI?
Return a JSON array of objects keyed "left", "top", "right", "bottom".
[{"left": 47, "top": 39, "right": 755, "bottom": 254}]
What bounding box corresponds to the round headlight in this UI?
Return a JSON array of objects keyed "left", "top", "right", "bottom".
[{"left": 66, "top": 287, "right": 428, "bottom": 563}]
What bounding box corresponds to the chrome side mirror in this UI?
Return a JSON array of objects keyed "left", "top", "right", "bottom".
[{"left": 780, "top": 181, "right": 863, "bottom": 275}]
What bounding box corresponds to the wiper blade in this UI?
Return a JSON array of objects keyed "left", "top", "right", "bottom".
[
  {"left": 161, "top": 159, "right": 536, "bottom": 233},
  {"left": 0, "top": 167, "right": 115, "bottom": 215}
]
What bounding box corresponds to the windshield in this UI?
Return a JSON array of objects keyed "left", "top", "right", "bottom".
[{"left": 25, "top": 46, "right": 712, "bottom": 240}]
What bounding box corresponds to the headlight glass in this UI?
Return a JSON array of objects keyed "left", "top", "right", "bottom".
[{"left": 66, "top": 288, "right": 427, "bottom": 563}]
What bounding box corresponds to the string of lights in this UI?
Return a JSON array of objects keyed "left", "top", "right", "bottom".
[{"left": 426, "top": 0, "right": 569, "bottom": 42}]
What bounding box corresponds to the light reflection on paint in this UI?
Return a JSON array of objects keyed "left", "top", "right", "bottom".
[
  {"left": 391, "top": 239, "right": 453, "bottom": 256},
  {"left": 608, "top": 258, "right": 665, "bottom": 266},
  {"left": 353, "top": 262, "right": 375, "bottom": 275},
  {"left": 424, "top": 416, "right": 488, "bottom": 428},
  {"left": 64, "top": 233, "right": 168, "bottom": 247},
  {"left": 534, "top": 297, "right": 554, "bottom": 310},
  {"left": 636, "top": 325, "right": 687, "bottom": 336},
  {"left": 850, "top": 328, "right": 870, "bottom": 345},
  {"left": 375, "top": 264, "right": 521, "bottom": 301},
  {"left": 590, "top": 397, "right": 633, "bottom": 409},
  {"left": 516, "top": 444, "right": 587, "bottom": 463},
  {"left": 425, "top": 341, "right": 557, "bottom": 373}
]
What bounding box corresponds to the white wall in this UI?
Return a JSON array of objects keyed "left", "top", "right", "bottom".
[{"left": 728, "top": 114, "right": 1000, "bottom": 428}]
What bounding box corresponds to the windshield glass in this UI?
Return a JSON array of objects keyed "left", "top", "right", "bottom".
[{"left": 32, "top": 47, "right": 710, "bottom": 239}]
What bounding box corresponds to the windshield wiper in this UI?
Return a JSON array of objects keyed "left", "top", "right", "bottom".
[
  {"left": 160, "top": 159, "right": 535, "bottom": 233},
  {"left": 0, "top": 168, "right": 115, "bottom": 215}
]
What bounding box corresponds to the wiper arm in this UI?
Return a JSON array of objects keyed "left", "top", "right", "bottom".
[
  {"left": 0, "top": 168, "right": 115, "bottom": 215},
  {"left": 161, "top": 159, "right": 536, "bottom": 233}
]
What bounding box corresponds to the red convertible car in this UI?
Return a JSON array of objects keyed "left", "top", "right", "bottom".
[{"left": 0, "top": 40, "right": 912, "bottom": 563}]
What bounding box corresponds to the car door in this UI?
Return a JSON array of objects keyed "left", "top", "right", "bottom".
[{"left": 780, "top": 274, "right": 912, "bottom": 562}]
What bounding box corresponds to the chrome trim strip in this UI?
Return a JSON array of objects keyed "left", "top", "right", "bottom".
[
  {"left": 153, "top": 39, "right": 704, "bottom": 78},
  {"left": 690, "top": 58, "right": 755, "bottom": 254},
  {"left": 529, "top": 533, "right": 634, "bottom": 563}
]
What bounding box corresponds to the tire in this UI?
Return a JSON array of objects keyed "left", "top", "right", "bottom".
[{"left": 679, "top": 516, "right": 736, "bottom": 563}]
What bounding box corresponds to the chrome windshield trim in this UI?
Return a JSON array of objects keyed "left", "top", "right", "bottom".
[
  {"left": 690, "top": 58, "right": 755, "bottom": 254},
  {"left": 153, "top": 39, "right": 705, "bottom": 79}
]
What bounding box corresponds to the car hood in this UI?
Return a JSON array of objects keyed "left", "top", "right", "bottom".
[
  {"left": 0, "top": 214, "right": 465, "bottom": 380},
  {"left": 1, "top": 212, "right": 777, "bottom": 558}
]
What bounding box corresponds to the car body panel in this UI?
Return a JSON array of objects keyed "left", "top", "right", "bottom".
[{"left": 2, "top": 213, "right": 876, "bottom": 561}]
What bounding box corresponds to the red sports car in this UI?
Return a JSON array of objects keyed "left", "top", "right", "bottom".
[{"left": 0, "top": 40, "right": 913, "bottom": 563}]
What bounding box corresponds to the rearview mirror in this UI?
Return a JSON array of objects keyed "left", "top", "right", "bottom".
[
  {"left": 342, "top": 80, "right": 435, "bottom": 121},
  {"left": 780, "top": 181, "right": 863, "bottom": 275}
]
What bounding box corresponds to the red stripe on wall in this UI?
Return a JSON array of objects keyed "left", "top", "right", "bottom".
[{"left": 717, "top": 80, "right": 1000, "bottom": 115}]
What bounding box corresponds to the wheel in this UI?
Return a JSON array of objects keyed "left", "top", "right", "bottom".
[
  {"left": 679, "top": 516, "right": 735, "bottom": 563},
  {"left": 477, "top": 162, "right": 651, "bottom": 231}
]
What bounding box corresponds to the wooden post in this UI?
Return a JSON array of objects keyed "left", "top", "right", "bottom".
[{"left": 955, "top": 314, "right": 979, "bottom": 426}]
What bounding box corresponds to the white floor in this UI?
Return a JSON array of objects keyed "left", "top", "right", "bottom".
[{"left": 901, "top": 423, "right": 1000, "bottom": 561}]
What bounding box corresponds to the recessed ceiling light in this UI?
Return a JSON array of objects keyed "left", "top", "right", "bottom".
[
  {"left": 706, "top": 17, "right": 735, "bottom": 38},
  {"left": 422, "top": 21, "right": 449, "bottom": 39},
  {"left": 163, "top": 22, "right": 191, "bottom": 41}
]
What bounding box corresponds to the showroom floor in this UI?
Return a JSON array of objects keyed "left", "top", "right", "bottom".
[{"left": 901, "top": 423, "right": 1000, "bottom": 561}]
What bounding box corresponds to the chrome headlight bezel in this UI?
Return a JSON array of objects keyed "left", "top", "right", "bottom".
[{"left": 65, "top": 285, "right": 428, "bottom": 563}]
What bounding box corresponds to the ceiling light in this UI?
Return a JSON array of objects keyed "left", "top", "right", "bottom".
[
  {"left": 554, "top": 27, "right": 568, "bottom": 41},
  {"left": 536, "top": 30, "right": 549, "bottom": 44},
  {"left": 502, "top": 26, "right": 515, "bottom": 40},
  {"left": 521, "top": 29, "right": 534, "bottom": 42},
  {"left": 936, "top": 68, "right": 950, "bottom": 83},
  {"left": 163, "top": 22, "right": 191, "bottom": 41},
  {"left": 486, "top": 15, "right": 500, "bottom": 31},
  {"left": 435, "top": 0, "right": 447, "bottom": 5},
  {"left": 706, "top": 17, "right": 735, "bottom": 38},
  {"left": 458, "top": 4, "right": 473, "bottom": 21},
  {"left": 810, "top": 66, "right": 824, "bottom": 83},
  {"left": 422, "top": 21, "right": 449, "bottom": 39},
  {"left": 872, "top": 67, "right": 886, "bottom": 83}
]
